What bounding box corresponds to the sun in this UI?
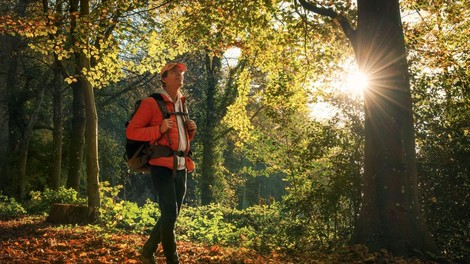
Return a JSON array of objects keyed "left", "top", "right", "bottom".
[
  {"left": 308, "top": 62, "right": 369, "bottom": 121},
  {"left": 223, "top": 47, "right": 241, "bottom": 67},
  {"left": 346, "top": 69, "right": 369, "bottom": 95}
]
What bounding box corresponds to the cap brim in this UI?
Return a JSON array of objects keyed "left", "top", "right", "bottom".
[
  {"left": 175, "top": 63, "right": 187, "bottom": 72},
  {"left": 161, "top": 63, "right": 187, "bottom": 77}
]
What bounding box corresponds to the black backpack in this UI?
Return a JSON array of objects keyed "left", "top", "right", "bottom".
[{"left": 124, "top": 93, "right": 188, "bottom": 173}]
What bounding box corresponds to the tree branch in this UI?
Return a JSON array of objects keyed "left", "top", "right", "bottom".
[
  {"left": 296, "top": 0, "right": 358, "bottom": 54},
  {"left": 335, "top": 14, "right": 357, "bottom": 52},
  {"left": 96, "top": 73, "right": 155, "bottom": 108},
  {"left": 297, "top": 0, "right": 337, "bottom": 18}
]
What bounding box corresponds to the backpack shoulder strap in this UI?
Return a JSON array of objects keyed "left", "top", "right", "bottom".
[
  {"left": 149, "top": 93, "right": 170, "bottom": 119},
  {"left": 149, "top": 93, "right": 189, "bottom": 118}
]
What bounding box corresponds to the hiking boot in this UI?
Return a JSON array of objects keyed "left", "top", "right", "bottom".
[
  {"left": 165, "top": 253, "right": 179, "bottom": 264},
  {"left": 139, "top": 254, "right": 156, "bottom": 264},
  {"left": 166, "top": 256, "right": 180, "bottom": 264},
  {"left": 141, "top": 241, "right": 158, "bottom": 264}
]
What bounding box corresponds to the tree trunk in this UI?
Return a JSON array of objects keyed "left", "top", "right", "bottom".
[
  {"left": 79, "top": 0, "right": 100, "bottom": 214},
  {"left": 200, "top": 133, "right": 216, "bottom": 205},
  {"left": 1, "top": 37, "right": 18, "bottom": 196},
  {"left": 0, "top": 31, "right": 13, "bottom": 193},
  {"left": 66, "top": 0, "right": 85, "bottom": 193},
  {"left": 198, "top": 55, "right": 244, "bottom": 205},
  {"left": 51, "top": 63, "right": 64, "bottom": 190},
  {"left": 297, "top": 0, "right": 439, "bottom": 257},
  {"left": 0, "top": 0, "right": 28, "bottom": 198},
  {"left": 66, "top": 84, "right": 86, "bottom": 192},
  {"left": 0, "top": 73, "right": 7, "bottom": 191},
  {"left": 44, "top": 0, "right": 64, "bottom": 191},
  {"left": 200, "top": 54, "right": 221, "bottom": 205},
  {"left": 18, "top": 80, "right": 47, "bottom": 199},
  {"left": 351, "top": 0, "right": 439, "bottom": 256}
]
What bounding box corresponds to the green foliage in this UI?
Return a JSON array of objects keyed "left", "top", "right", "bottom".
[
  {"left": 0, "top": 194, "right": 27, "bottom": 220},
  {"left": 404, "top": 0, "right": 469, "bottom": 261},
  {"left": 177, "top": 203, "right": 313, "bottom": 253},
  {"left": 26, "top": 187, "right": 86, "bottom": 215},
  {"left": 222, "top": 203, "right": 301, "bottom": 253},
  {"left": 282, "top": 163, "right": 357, "bottom": 250},
  {"left": 178, "top": 204, "right": 238, "bottom": 246},
  {"left": 99, "top": 182, "right": 158, "bottom": 234},
  {"left": 94, "top": 187, "right": 307, "bottom": 253},
  {"left": 275, "top": 114, "right": 363, "bottom": 251}
]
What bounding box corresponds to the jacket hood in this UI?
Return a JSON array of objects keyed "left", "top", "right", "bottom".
[{"left": 155, "top": 88, "right": 184, "bottom": 102}]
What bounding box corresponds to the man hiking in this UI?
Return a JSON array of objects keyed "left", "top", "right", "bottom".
[{"left": 126, "top": 62, "right": 197, "bottom": 264}]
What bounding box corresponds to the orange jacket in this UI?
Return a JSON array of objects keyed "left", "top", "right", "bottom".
[{"left": 125, "top": 92, "right": 195, "bottom": 172}]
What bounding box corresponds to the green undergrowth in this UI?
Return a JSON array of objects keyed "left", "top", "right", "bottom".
[
  {"left": 1, "top": 183, "right": 466, "bottom": 262},
  {"left": 0, "top": 183, "right": 308, "bottom": 253},
  {"left": 0, "top": 193, "right": 27, "bottom": 220},
  {"left": 98, "top": 183, "right": 300, "bottom": 253}
]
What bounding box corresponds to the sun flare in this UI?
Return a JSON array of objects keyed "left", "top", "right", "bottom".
[{"left": 346, "top": 70, "right": 369, "bottom": 95}]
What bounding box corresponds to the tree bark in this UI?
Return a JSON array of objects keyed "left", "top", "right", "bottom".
[
  {"left": 200, "top": 54, "right": 220, "bottom": 205},
  {"left": 51, "top": 63, "right": 64, "bottom": 190},
  {"left": 297, "top": 0, "right": 439, "bottom": 257},
  {"left": 66, "top": 0, "right": 85, "bottom": 192},
  {"left": 18, "top": 79, "right": 47, "bottom": 199},
  {"left": 0, "top": 0, "right": 29, "bottom": 198},
  {"left": 350, "top": 0, "right": 439, "bottom": 257},
  {"left": 66, "top": 82, "right": 86, "bottom": 192},
  {"left": 79, "top": 0, "right": 101, "bottom": 214},
  {"left": 1, "top": 37, "right": 20, "bottom": 197}
]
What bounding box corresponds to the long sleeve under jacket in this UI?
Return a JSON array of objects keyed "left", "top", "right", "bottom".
[{"left": 125, "top": 90, "right": 195, "bottom": 172}]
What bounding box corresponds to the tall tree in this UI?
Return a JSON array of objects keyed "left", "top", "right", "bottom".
[
  {"left": 66, "top": 0, "right": 86, "bottom": 192},
  {"left": 297, "top": 0, "right": 439, "bottom": 257},
  {"left": 0, "top": 0, "right": 31, "bottom": 198},
  {"left": 51, "top": 61, "right": 64, "bottom": 190},
  {"left": 77, "top": 0, "right": 100, "bottom": 214},
  {"left": 44, "top": 0, "right": 66, "bottom": 191},
  {"left": 18, "top": 75, "right": 47, "bottom": 199},
  {"left": 199, "top": 54, "right": 222, "bottom": 205}
]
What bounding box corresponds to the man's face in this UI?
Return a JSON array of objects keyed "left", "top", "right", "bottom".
[{"left": 163, "top": 66, "right": 184, "bottom": 88}]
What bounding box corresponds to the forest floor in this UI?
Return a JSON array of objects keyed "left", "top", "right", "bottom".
[{"left": 0, "top": 216, "right": 442, "bottom": 264}]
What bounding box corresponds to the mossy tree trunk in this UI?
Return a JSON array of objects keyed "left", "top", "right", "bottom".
[{"left": 200, "top": 54, "right": 221, "bottom": 205}]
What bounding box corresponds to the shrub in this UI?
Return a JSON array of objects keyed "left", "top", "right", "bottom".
[
  {"left": 26, "top": 187, "right": 86, "bottom": 214},
  {"left": 176, "top": 203, "right": 293, "bottom": 253},
  {"left": 0, "top": 194, "right": 26, "bottom": 220},
  {"left": 178, "top": 204, "right": 239, "bottom": 245},
  {"left": 222, "top": 203, "right": 302, "bottom": 253},
  {"left": 99, "top": 181, "right": 159, "bottom": 233}
]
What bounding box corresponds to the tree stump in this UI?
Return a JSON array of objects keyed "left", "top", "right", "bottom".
[{"left": 46, "top": 203, "right": 93, "bottom": 225}]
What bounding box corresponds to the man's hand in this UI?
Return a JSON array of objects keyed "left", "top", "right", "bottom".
[
  {"left": 186, "top": 120, "right": 197, "bottom": 134},
  {"left": 160, "top": 119, "right": 174, "bottom": 133}
]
